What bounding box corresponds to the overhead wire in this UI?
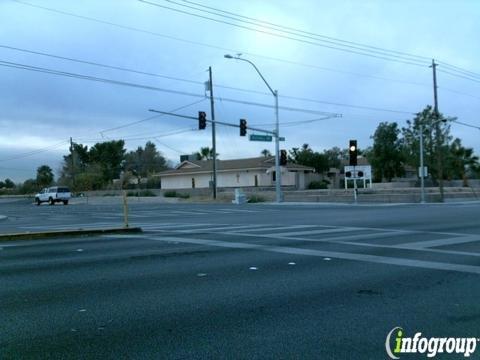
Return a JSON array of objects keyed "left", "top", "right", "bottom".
[
  {"left": 99, "top": 98, "right": 206, "bottom": 135},
  {"left": 139, "top": 0, "right": 429, "bottom": 67},
  {"left": 0, "top": 59, "right": 343, "bottom": 116},
  {"left": 8, "top": 0, "right": 433, "bottom": 87},
  {"left": 0, "top": 44, "right": 415, "bottom": 114},
  {"left": 161, "top": 0, "right": 430, "bottom": 64},
  {"left": 0, "top": 140, "right": 69, "bottom": 162}
]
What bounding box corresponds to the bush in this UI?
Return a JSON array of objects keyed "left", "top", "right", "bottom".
[
  {"left": 163, "top": 190, "right": 177, "bottom": 198},
  {"left": 163, "top": 191, "right": 189, "bottom": 199},
  {"left": 127, "top": 190, "right": 157, "bottom": 197},
  {"left": 308, "top": 180, "right": 330, "bottom": 189},
  {"left": 248, "top": 195, "right": 266, "bottom": 203}
]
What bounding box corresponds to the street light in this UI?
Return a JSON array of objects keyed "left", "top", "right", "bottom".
[
  {"left": 419, "top": 118, "right": 447, "bottom": 203},
  {"left": 224, "top": 54, "right": 282, "bottom": 203}
]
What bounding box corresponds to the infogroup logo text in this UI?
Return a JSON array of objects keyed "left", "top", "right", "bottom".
[{"left": 386, "top": 327, "right": 478, "bottom": 359}]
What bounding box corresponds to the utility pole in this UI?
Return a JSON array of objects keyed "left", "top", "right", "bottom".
[
  {"left": 208, "top": 67, "right": 217, "bottom": 200},
  {"left": 70, "top": 137, "right": 75, "bottom": 189},
  {"left": 431, "top": 59, "right": 444, "bottom": 202}
]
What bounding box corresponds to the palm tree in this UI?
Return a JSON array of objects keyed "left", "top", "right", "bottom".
[
  {"left": 447, "top": 138, "right": 479, "bottom": 186},
  {"left": 195, "top": 147, "right": 218, "bottom": 160}
]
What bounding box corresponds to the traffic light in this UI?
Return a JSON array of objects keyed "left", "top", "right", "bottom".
[
  {"left": 240, "top": 119, "right": 247, "bottom": 136},
  {"left": 349, "top": 140, "right": 357, "bottom": 166},
  {"left": 357, "top": 171, "right": 364, "bottom": 178},
  {"left": 345, "top": 171, "right": 352, "bottom": 178},
  {"left": 280, "top": 149, "right": 287, "bottom": 165},
  {"left": 198, "top": 111, "right": 207, "bottom": 130}
]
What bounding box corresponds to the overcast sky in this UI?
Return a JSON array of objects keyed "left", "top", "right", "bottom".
[{"left": 0, "top": 0, "right": 479, "bottom": 182}]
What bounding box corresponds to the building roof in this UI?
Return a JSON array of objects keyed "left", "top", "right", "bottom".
[{"left": 156, "top": 156, "right": 314, "bottom": 177}]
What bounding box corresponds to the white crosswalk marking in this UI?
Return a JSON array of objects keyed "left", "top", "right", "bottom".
[
  {"left": 396, "top": 234, "right": 480, "bottom": 249},
  {"left": 271, "top": 227, "right": 362, "bottom": 238},
  {"left": 148, "top": 235, "right": 480, "bottom": 275}
]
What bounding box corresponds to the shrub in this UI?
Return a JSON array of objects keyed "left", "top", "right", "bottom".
[
  {"left": 126, "top": 190, "right": 157, "bottom": 197},
  {"left": 308, "top": 180, "right": 330, "bottom": 189},
  {"left": 248, "top": 195, "right": 266, "bottom": 203},
  {"left": 163, "top": 191, "right": 189, "bottom": 199},
  {"left": 164, "top": 191, "right": 177, "bottom": 198}
]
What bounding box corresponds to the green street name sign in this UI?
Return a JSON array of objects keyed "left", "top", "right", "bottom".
[{"left": 249, "top": 134, "right": 272, "bottom": 142}]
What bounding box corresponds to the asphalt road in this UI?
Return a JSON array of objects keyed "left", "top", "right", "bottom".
[{"left": 1, "top": 198, "right": 480, "bottom": 359}]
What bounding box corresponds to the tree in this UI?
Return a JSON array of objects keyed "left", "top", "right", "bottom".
[
  {"left": 4, "top": 178, "right": 15, "bottom": 188},
  {"left": 0, "top": 181, "right": 5, "bottom": 189},
  {"left": 195, "top": 146, "right": 217, "bottom": 160},
  {"left": 368, "top": 122, "right": 405, "bottom": 182},
  {"left": 58, "top": 142, "right": 90, "bottom": 189},
  {"left": 445, "top": 138, "right": 479, "bottom": 186},
  {"left": 124, "top": 141, "right": 167, "bottom": 178},
  {"left": 36, "top": 165, "right": 54, "bottom": 188},
  {"left": 88, "top": 140, "right": 126, "bottom": 183},
  {"left": 19, "top": 179, "right": 38, "bottom": 194},
  {"left": 261, "top": 149, "right": 272, "bottom": 157},
  {"left": 323, "top": 147, "right": 347, "bottom": 169},
  {"left": 401, "top": 106, "right": 453, "bottom": 182},
  {"left": 289, "top": 144, "right": 329, "bottom": 173}
]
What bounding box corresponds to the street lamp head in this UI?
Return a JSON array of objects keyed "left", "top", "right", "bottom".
[{"left": 224, "top": 54, "right": 233, "bottom": 59}]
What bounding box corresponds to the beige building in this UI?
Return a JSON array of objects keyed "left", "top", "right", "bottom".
[{"left": 157, "top": 156, "right": 315, "bottom": 190}]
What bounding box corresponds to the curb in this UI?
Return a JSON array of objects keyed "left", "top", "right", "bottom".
[{"left": 0, "top": 227, "right": 142, "bottom": 241}]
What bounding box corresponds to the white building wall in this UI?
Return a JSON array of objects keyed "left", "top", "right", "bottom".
[{"left": 160, "top": 169, "right": 300, "bottom": 189}]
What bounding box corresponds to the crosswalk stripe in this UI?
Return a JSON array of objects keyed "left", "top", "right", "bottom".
[
  {"left": 271, "top": 227, "right": 362, "bottom": 238},
  {"left": 148, "top": 235, "right": 480, "bottom": 275},
  {"left": 166, "top": 224, "right": 267, "bottom": 233},
  {"left": 229, "top": 225, "right": 318, "bottom": 233},
  {"left": 396, "top": 235, "right": 480, "bottom": 249}
]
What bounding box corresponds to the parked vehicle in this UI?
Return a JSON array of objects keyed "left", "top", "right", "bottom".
[{"left": 35, "top": 186, "right": 71, "bottom": 205}]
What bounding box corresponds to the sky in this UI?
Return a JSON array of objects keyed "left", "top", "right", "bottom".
[{"left": 0, "top": 0, "right": 479, "bottom": 182}]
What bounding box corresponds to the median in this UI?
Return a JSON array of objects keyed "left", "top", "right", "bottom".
[{"left": 0, "top": 227, "right": 142, "bottom": 241}]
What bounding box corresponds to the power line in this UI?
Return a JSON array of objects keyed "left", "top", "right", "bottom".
[
  {"left": 9, "top": 0, "right": 433, "bottom": 87},
  {"left": 0, "top": 44, "right": 204, "bottom": 86},
  {"left": 99, "top": 99, "right": 206, "bottom": 134},
  {"left": 0, "top": 140, "right": 69, "bottom": 162},
  {"left": 452, "top": 120, "right": 480, "bottom": 131},
  {"left": 0, "top": 59, "right": 342, "bottom": 116},
  {"left": 436, "top": 60, "right": 480, "bottom": 80},
  {"left": 438, "top": 69, "right": 480, "bottom": 84},
  {"left": 0, "top": 44, "right": 415, "bottom": 114},
  {"left": 139, "top": 0, "right": 429, "bottom": 67},
  {"left": 165, "top": 0, "right": 431, "bottom": 63}
]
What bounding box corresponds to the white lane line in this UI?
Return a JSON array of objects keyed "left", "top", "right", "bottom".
[
  {"left": 140, "top": 223, "right": 220, "bottom": 230},
  {"left": 170, "top": 210, "right": 210, "bottom": 215},
  {"left": 219, "top": 230, "right": 396, "bottom": 244},
  {"left": 171, "top": 224, "right": 267, "bottom": 233},
  {"left": 272, "top": 227, "right": 363, "bottom": 238},
  {"left": 396, "top": 235, "right": 480, "bottom": 249},
  {"left": 229, "top": 225, "right": 318, "bottom": 233},
  {"left": 148, "top": 236, "right": 480, "bottom": 275}
]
